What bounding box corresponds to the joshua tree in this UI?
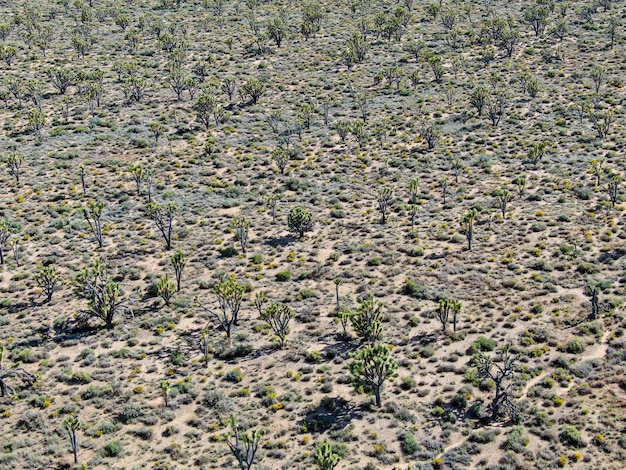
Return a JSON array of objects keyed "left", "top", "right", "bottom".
[
  {"left": 0, "top": 219, "right": 20, "bottom": 266},
  {"left": 297, "top": 103, "right": 316, "bottom": 129},
  {"left": 440, "top": 178, "right": 449, "bottom": 205},
  {"left": 406, "top": 178, "right": 420, "bottom": 228},
  {"left": 156, "top": 273, "right": 176, "bottom": 306},
  {"left": 436, "top": 298, "right": 462, "bottom": 332},
  {"left": 4, "top": 152, "right": 24, "bottom": 184},
  {"left": 494, "top": 188, "right": 513, "bottom": 218},
  {"left": 314, "top": 441, "right": 342, "bottom": 470},
  {"left": 82, "top": 200, "right": 105, "bottom": 248},
  {"left": 272, "top": 148, "right": 290, "bottom": 175},
  {"left": 523, "top": 4, "right": 550, "bottom": 36},
  {"left": 231, "top": 217, "right": 251, "bottom": 253},
  {"left": 288, "top": 206, "right": 315, "bottom": 238},
  {"left": 591, "top": 65, "right": 607, "bottom": 94},
  {"left": 586, "top": 282, "right": 600, "bottom": 320},
  {"left": 514, "top": 175, "right": 527, "bottom": 198},
  {"left": 261, "top": 302, "right": 295, "bottom": 348},
  {"left": 253, "top": 291, "right": 269, "bottom": 317},
  {"left": 608, "top": 16, "right": 620, "bottom": 49},
  {"left": 199, "top": 329, "right": 211, "bottom": 367},
  {"left": 27, "top": 108, "right": 45, "bottom": 138},
  {"left": 79, "top": 165, "right": 87, "bottom": 196},
  {"left": 226, "top": 416, "right": 265, "bottom": 470},
  {"left": 419, "top": 122, "right": 440, "bottom": 149},
  {"left": 196, "top": 275, "right": 245, "bottom": 339},
  {"left": 349, "top": 343, "right": 398, "bottom": 407},
  {"left": 474, "top": 345, "right": 520, "bottom": 422},
  {"left": 145, "top": 201, "right": 177, "bottom": 250},
  {"left": 350, "top": 120, "right": 368, "bottom": 148},
  {"left": 74, "top": 258, "right": 131, "bottom": 330},
  {"left": 354, "top": 92, "right": 372, "bottom": 123},
  {"left": 62, "top": 415, "right": 81, "bottom": 464},
  {"left": 239, "top": 77, "right": 266, "bottom": 105},
  {"left": 333, "top": 278, "right": 342, "bottom": 310},
  {"left": 170, "top": 250, "right": 187, "bottom": 292},
  {"left": 222, "top": 77, "right": 237, "bottom": 101},
  {"left": 461, "top": 208, "right": 478, "bottom": 251},
  {"left": 0, "top": 44, "right": 18, "bottom": 67},
  {"left": 267, "top": 16, "right": 287, "bottom": 47},
  {"left": 427, "top": 55, "right": 444, "bottom": 83},
  {"left": 528, "top": 141, "right": 551, "bottom": 167},
  {"left": 195, "top": 93, "right": 220, "bottom": 129},
  {"left": 589, "top": 158, "right": 605, "bottom": 187},
  {"left": 150, "top": 122, "right": 165, "bottom": 143},
  {"left": 0, "top": 343, "right": 35, "bottom": 397},
  {"left": 159, "top": 380, "right": 172, "bottom": 407},
  {"left": 129, "top": 163, "right": 144, "bottom": 195},
  {"left": 145, "top": 168, "right": 156, "bottom": 203},
  {"left": 376, "top": 186, "right": 393, "bottom": 224},
  {"left": 606, "top": 173, "right": 622, "bottom": 207},
  {"left": 265, "top": 194, "right": 280, "bottom": 223},
  {"left": 35, "top": 265, "right": 62, "bottom": 302},
  {"left": 346, "top": 33, "right": 369, "bottom": 63},
  {"left": 350, "top": 299, "right": 384, "bottom": 344},
  {"left": 590, "top": 109, "right": 614, "bottom": 139},
  {"left": 486, "top": 91, "right": 508, "bottom": 127},
  {"left": 469, "top": 85, "right": 488, "bottom": 116}
]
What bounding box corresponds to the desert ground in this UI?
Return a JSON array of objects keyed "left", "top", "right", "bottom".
[{"left": 1, "top": 0, "right": 626, "bottom": 469}]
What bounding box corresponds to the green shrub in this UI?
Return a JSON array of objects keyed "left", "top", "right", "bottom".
[
  {"left": 118, "top": 404, "right": 142, "bottom": 424},
  {"left": 276, "top": 270, "right": 292, "bottom": 281},
  {"left": 400, "top": 376, "right": 416, "bottom": 391},
  {"left": 367, "top": 257, "right": 382, "bottom": 266},
  {"left": 102, "top": 440, "right": 123, "bottom": 457},
  {"left": 577, "top": 262, "right": 598, "bottom": 274},
  {"left": 470, "top": 336, "right": 497, "bottom": 353},
  {"left": 170, "top": 351, "right": 186, "bottom": 366},
  {"left": 399, "top": 432, "right": 419, "bottom": 456},
  {"left": 564, "top": 338, "right": 585, "bottom": 354},
  {"left": 450, "top": 393, "right": 467, "bottom": 410},
  {"left": 578, "top": 321, "right": 602, "bottom": 336},
  {"left": 419, "top": 345, "right": 435, "bottom": 358},
  {"left": 220, "top": 246, "right": 238, "bottom": 258},
  {"left": 402, "top": 278, "right": 430, "bottom": 300},
  {"left": 559, "top": 426, "right": 586, "bottom": 448},
  {"left": 468, "top": 429, "right": 497, "bottom": 443},
  {"left": 298, "top": 288, "right": 317, "bottom": 299},
  {"left": 225, "top": 367, "right": 244, "bottom": 383}
]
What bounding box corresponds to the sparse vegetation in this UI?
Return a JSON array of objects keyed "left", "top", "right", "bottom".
[{"left": 0, "top": 1, "right": 624, "bottom": 468}]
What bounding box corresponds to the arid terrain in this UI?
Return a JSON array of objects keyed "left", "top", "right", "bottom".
[{"left": 1, "top": 0, "right": 626, "bottom": 469}]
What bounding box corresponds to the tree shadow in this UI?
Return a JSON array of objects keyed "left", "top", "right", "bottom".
[
  {"left": 599, "top": 249, "right": 625, "bottom": 264},
  {"left": 321, "top": 340, "right": 358, "bottom": 359},
  {"left": 299, "top": 396, "right": 363, "bottom": 433},
  {"left": 265, "top": 235, "right": 293, "bottom": 248},
  {"left": 409, "top": 331, "right": 439, "bottom": 347}
]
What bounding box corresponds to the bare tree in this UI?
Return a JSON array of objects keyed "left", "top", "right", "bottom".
[
  {"left": 0, "top": 343, "right": 35, "bottom": 397},
  {"left": 145, "top": 201, "right": 177, "bottom": 250},
  {"left": 474, "top": 345, "right": 520, "bottom": 422}
]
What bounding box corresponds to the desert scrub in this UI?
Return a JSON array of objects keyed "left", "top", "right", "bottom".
[
  {"left": 559, "top": 426, "right": 586, "bottom": 448},
  {"left": 502, "top": 426, "right": 528, "bottom": 452},
  {"left": 117, "top": 404, "right": 142, "bottom": 424},
  {"left": 224, "top": 367, "right": 244, "bottom": 383},
  {"left": 276, "top": 270, "right": 292, "bottom": 281},
  {"left": 102, "top": 440, "right": 123, "bottom": 457},
  {"left": 469, "top": 336, "right": 497, "bottom": 353},
  {"left": 560, "top": 338, "right": 586, "bottom": 354}
]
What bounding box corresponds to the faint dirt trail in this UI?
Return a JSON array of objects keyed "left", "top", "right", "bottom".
[
  {"left": 437, "top": 331, "right": 610, "bottom": 460},
  {"left": 520, "top": 330, "right": 609, "bottom": 397}
]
